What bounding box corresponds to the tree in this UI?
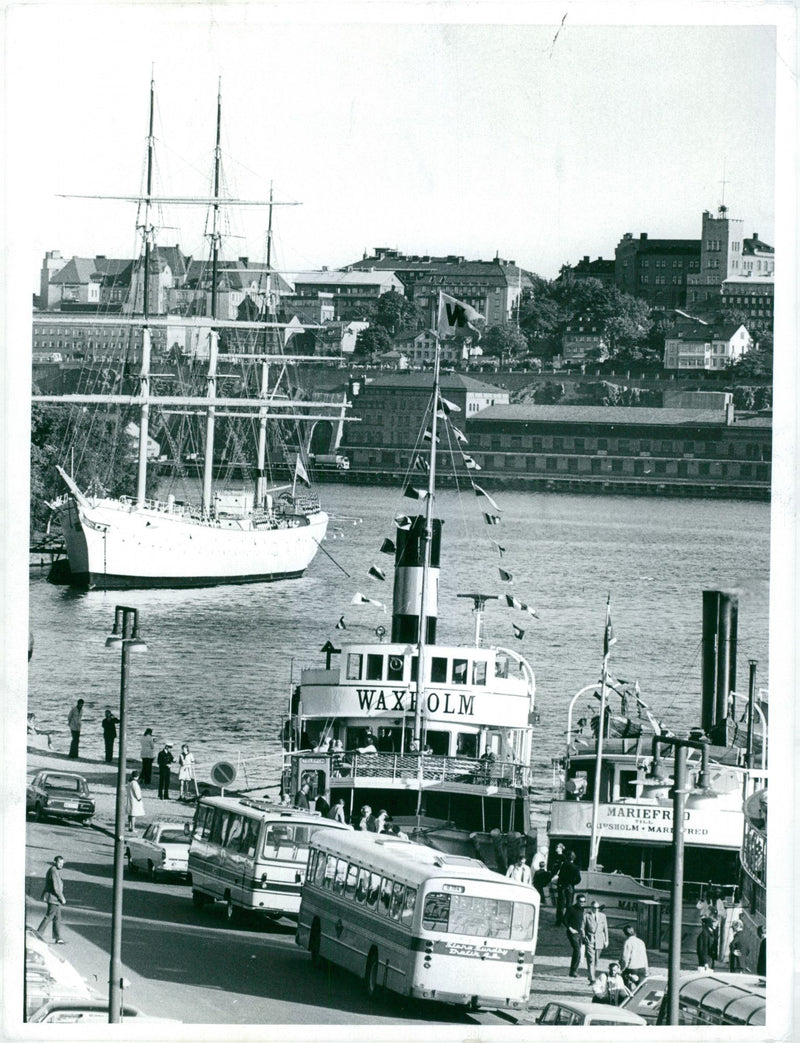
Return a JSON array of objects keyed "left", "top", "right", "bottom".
[
  {"left": 481, "top": 325, "right": 528, "bottom": 367},
  {"left": 353, "top": 325, "right": 392, "bottom": 361},
  {"left": 372, "top": 290, "right": 421, "bottom": 335},
  {"left": 518, "top": 279, "right": 562, "bottom": 354}
]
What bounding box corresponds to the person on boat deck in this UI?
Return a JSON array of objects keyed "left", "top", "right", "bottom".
[
  {"left": 377, "top": 728, "right": 394, "bottom": 753},
  {"left": 300, "top": 730, "right": 313, "bottom": 751},
  {"left": 314, "top": 737, "right": 331, "bottom": 753},
  {"left": 506, "top": 854, "right": 532, "bottom": 886},
  {"left": 564, "top": 894, "right": 587, "bottom": 976},
  {"left": 358, "top": 805, "right": 376, "bottom": 831},
  {"left": 327, "top": 798, "right": 346, "bottom": 823},
  {"left": 315, "top": 789, "right": 331, "bottom": 817},
  {"left": 102, "top": 708, "right": 120, "bottom": 764},
  {"left": 408, "top": 738, "right": 421, "bottom": 753},
  {"left": 582, "top": 900, "right": 609, "bottom": 983},
  {"left": 555, "top": 851, "right": 582, "bottom": 926},
  {"left": 294, "top": 781, "right": 311, "bottom": 810},
  {"left": 374, "top": 809, "right": 389, "bottom": 833}
]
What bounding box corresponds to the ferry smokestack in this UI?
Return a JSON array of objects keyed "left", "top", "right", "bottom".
[
  {"left": 701, "top": 590, "right": 739, "bottom": 733},
  {"left": 391, "top": 515, "right": 441, "bottom": 643}
]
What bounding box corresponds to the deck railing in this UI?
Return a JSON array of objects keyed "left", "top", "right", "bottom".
[{"left": 325, "top": 751, "right": 533, "bottom": 790}]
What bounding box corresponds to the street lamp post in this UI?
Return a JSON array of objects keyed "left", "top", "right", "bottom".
[
  {"left": 649, "top": 733, "right": 715, "bottom": 1026},
  {"left": 105, "top": 606, "right": 147, "bottom": 1024}
]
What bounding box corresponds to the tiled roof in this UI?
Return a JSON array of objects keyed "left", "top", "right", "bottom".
[
  {"left": 50, "top": 257, "right": 100, "bottom": 284},
  {"left": 344, "top": 254, "right": 532, "bottom": 288},
  {"left": 288, "top": 271, "right": 401, "bottom": 287},
  {"left": 742, "top": 236, "right": 774, "bottom": 256},
  {"left": 364, "top": 373, "right": 506, "bottom": 394},
  {"left": 471, "top": 405, "right": 732, "bottom": 427}
]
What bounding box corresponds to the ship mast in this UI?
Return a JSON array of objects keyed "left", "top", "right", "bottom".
[
  {"left": 412, "top": 338, "right": 442, "bottom": 818},
  {"left": 135, "top": 73, "right": 155, "bottom": 506},
  {"left": 202, "top": 80, "right": 223, "bottom": 518},
  {"left": 255, "top": 182, "right": 275, "bottom": 508}
]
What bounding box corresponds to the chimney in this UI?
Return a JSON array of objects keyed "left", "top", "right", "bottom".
[
  {"left": 640, "top": 233, "right": 648, "bottom": 241},
  {"left": 583, "top": 256, "right": 590, "bottom": 264},
  {"left": 752, "top": 233, "right": 759, "bottom": 241},
  {"left": 701, "top": 590, "right": 739, "bottom": 735}
]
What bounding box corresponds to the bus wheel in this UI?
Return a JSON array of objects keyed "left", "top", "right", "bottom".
[
  {"left": 365, "top": 948, "right": 381, "bottom": 1000},
  {"left": 309, "top": 919, "right": 323, "bottom": 968},
  {"left": 192, "top": 890, "right": 207, "bottom": 909}
]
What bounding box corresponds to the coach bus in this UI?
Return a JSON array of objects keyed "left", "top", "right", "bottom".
[
  {"left": 296, "top": 830, "right": 540, "bottom": 1009},
  {"left": 188, "top": 796, "right": 349, "bottom": 921}
]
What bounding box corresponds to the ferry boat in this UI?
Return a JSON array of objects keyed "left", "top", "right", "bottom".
[
  {"left": 737, "top": 786, "right": 767, "bottom": 972},
  {"left": 35, "top": 78, "right": 345, "bottom": 590},
  {"left": 548, "top": 590, "right": 768, "bottom": 922},
  {"left": 280, "top": 326, "right": 537, "bottom": 867}
]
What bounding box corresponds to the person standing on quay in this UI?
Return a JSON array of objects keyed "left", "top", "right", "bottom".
[
  {"left": 582, "top": 900, "right": 609, "bottom": 983},
  {"left": 101, "top": 708, "right": 120, "bottom": 764},
  {"left": 564, "top": 893, "right": 587, "bottom": 977},
  {"left": 556, "top": 851, "right": 582, "bottom": 926},
  {"left": 315, "top": 789, "right": 331, "bottom": 818},
  {"left": 37, "top": 855, "right": 67, "bottom": 944},
  {"left": 157, "top": 742, "right": 174, "bottom": 800},
  {"left": 294, "top": 781, "right": 311, "bottom": 809},
  {"left": 126, "top": 771, "right": 145, "bottom": 832},
  {"left": 178, "top": 743, "right": 196, "bottom": 800},
  {"left": 67, "top": 699, "right": 84, "bottom": 759},
  {"left": 506, "top": 853, "right": 533, "bottom": 885},
  {"left": 140, "top": 728, "right": 155, "bottom": 785},
  {"left": 696, "top": 916, "right": 718, "bottom": 971},
  {"left": 620, "top": 924, "right": 649, "bottom": 988}
]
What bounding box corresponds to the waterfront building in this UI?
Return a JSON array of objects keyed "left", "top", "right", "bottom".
[
  {"left": 343, "top": 248, "right": 533, "bottom": 329},
  {"left": 341, "top": 373, "right": 508, "bottom": 462},
  {"left": 283, "top": 270, "right": 404, "bottom": 322},
  {"left": 663, "top": 323, "right": 752, "bottom": 371},
  {"left": 615, "top": 233, "right": 701, "bottom": 309}
]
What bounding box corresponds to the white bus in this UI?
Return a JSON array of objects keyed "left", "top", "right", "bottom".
[
  {"left": 188, "top": 796, "right": 350, "bottom": 921},
  {"left": 296, "top": 830, "right": 540, "bottom": 1009}
]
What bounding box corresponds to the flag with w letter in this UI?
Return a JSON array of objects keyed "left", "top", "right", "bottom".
[{"left": 437, "top": 292, "right": 486, "bottom": 341}]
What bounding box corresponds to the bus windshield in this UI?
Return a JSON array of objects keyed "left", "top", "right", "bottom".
[
  {"left": 422, "top": 891, "right": 535, "bottom": 940},
  {"left": 263, "top": 823, "right": 313, "bottom": 862}
]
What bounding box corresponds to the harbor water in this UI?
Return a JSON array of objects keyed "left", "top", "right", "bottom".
[{"left": 28, "top": 484, "right": 770, "bottom": 834}]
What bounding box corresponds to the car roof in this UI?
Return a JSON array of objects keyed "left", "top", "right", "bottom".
[
  {"left": 542, "top": 1000, "right": 647, "bottom": 1024},
  {"left": 148, "top": 820, "right": 189, "bottom": 831}
]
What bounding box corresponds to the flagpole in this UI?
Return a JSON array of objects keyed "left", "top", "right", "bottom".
[
  {"left": 588, "top": 596, "right": 613, "bottom": 871},
  {"left": 413, "top": 303, "right": 442, "bottom": 821}
]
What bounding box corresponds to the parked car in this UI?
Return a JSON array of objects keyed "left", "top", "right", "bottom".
[
  {"left": 126, "top": 820, "right": 191, "bottom": 880},
  {"left": 28, "top": 999, "right": 179, "bottom": 1023},
  {"left": 536, "top": 1000, "right": 647, "bottom": 1027},
  {"left": 622, "top": 973, "right": 767, "bottom": 1027},
  {"left": 26, "top": 770, "right": 95, "bottom": 824}
]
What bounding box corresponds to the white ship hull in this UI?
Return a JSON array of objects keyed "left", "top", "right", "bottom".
[{"left": 56, "top": 495, "right": 328, "bottom": 589}]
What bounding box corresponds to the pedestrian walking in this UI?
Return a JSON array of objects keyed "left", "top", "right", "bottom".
[
  {"left": 294, "top": 781, "right": 311, "bottom": 809},
  {"left": 101, "top": 708, "right": 120, "bottom": 764},
  {"left": 67, "top": 699, "right": 84, "bottom": 759},
  {"left": 157, "top": 742, "right": 174, "bottom": 800},
  {"left": 555, "top": 851, "right": 581, "bottom": 926},
  {"left": 327, "top": 798, "right": 346, "bottom": 823},
  {"left": 125, "top": 771, "right": 145, "bottom": 832},
  {"left": 696, "top": 916, "right": 717, "bottom": 971},
  {"left": 564, "top": 893, "right": 587, "bottom": 977},
  {"left": 37, "top": 855, "right": 67, "bottom": 944},
  {"left": 582, "top": 900, "right": 609, "bottom": 983},
  {"left": 506, "top": 853, "right": 532, "bottom": 885},
  {"left": 178, "top": 743, "right": 196, "bottom": 800},
  {"left": 315, "top": 789, "right": 331, "bottom": 817},
  {"left": 532, "top": 857, "right": 553, "bottom": 903},
  {"left": 140, "top": 728, "right": 155, "bottom": 785},
  {"left": 548, "top": 842, "right": 565, "bottom": 910},
  {"left": 620, "top": 924, "right": 649, "bottom": 989}
]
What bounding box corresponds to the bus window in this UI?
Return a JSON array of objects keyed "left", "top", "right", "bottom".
[
  {"left": 355, "top": 867, "right": 370, "bottom": 903},
  {"left": 390, "top": 881, "right": 405, "bottom": 920},
  {"left": 264, "top": 823, "right": 311, "bottom": 861},
  {"left": 379, "top": 877, "right": 393, "bottom": 915},
  {"left": 366, "top": 871, "right": 381, "bottom": 908},
  {"left": 452, "top": 659, "right": 468, "bottom": 685},
  {"left": 333, "top": 859, "right": 348, "bottom": 894},
  {"left": 210, "top": 811, "right": 229, "bottom": 845},
  {"left": 311, "top": 850, "right": 327, "bottom": 888},
  {"left": 345, "top": 863, "right": 358, "bottom": 899},
  {"left": 322, "top": 854, "right": 336, "bottom": 889},
  {"left": 431, "top": 657, "right": 447, "bottom": 683},
  {"left": 194, "top": 804, "right": 213, "bottom": 839},
  {"left": 225, "top": 815, "right": 245, "bottom": 850},
  {"left": 511, "top": 902, "right": 536, "bottom": 941},
  {"left": 346, "top": 654, "right": 362, "bottom": 680},
  {"left": 401, "top": 887, "right": 417, "bottom": 924},
  {"left": 472, "top": 660, "right": 487, "bottom": 686},
  {"left": 422, "top": 893, "right": 450, "bottom": 932},
  {"left": 241, "top": 818, "right": 259, "bottom": 858}
]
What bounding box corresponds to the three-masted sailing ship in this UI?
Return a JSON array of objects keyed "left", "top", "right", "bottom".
[{"left": 35, "top": 79, "right": 347, "bottom": 590}]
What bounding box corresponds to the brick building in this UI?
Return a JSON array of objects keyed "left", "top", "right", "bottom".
[{"left": 615, "top": 233, "right": 700, "bottom": 309}]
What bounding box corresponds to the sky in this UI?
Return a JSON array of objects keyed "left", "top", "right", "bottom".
[{"left": 5, "top": 4, "right": 781, "bottom": 289}]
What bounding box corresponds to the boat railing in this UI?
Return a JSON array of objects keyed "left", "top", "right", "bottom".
[{"left": 324, "top": 751, "right": 533, "bottom": 789}]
